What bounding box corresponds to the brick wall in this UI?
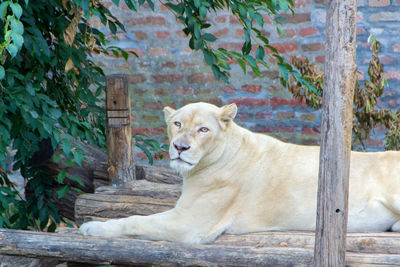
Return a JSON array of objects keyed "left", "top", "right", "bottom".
[{"left": 93, "top": 0, "right": 400, "bottom": 162}]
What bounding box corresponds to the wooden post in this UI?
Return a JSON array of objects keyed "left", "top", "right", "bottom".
[
  {"left": 106, "top": 75, "right": 135, "bottom": 186},
  {"left": 314, "top": 0, "right": 357, "bottom": 266}
]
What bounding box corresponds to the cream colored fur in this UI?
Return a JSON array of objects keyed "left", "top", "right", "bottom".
[{"left": 80, "top": 102, "right": 400, "bottom": 243}]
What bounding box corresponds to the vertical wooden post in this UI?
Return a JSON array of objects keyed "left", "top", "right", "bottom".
[
  {"left": 106, "top": 75, "right": 135, "bottom": 186},
  {"left": 313, "top": 0, "right": 357, "bottom": 266}
]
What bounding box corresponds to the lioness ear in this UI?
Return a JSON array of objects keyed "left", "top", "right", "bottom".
[
  {"left": 163, "top": 106, "right": 176, "bottom": 123},
  {"left": 220, "top": 103, "right": 237, "bottom": 126}
]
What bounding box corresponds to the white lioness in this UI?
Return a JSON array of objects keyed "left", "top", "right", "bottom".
[{"left": 80, "top": 102, "right": 400, "bottom": 243}]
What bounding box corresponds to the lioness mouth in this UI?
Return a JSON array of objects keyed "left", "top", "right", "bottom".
[{"left": 172, "top": 158, "right": 194, "bottom": 166}]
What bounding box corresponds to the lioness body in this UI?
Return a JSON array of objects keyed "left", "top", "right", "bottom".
[{"left": 80, "top": 102, "right": 400, "bottom": 243}]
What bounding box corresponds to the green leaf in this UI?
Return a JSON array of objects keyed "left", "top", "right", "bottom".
[
  {"left": 165, "top": 2, "right": 183, "bottom": 14},
  {"left": 57, "top": 169, "right": 66, "bottom": 183},
  {"left": 256, "top": 46, "right": 265, "bottom": 60},
  {"left": 0, "top": 66, "right": 5, "bottom": 80},
  {"left": 58, "top": 185, "right": 69, "bottom": 199},
  {"left": 10, "top": 18, "right": 24, "bottom": 35},
  {"left": 70, "top": 175, "right": 85, "bottom": 187},
  {"left": 146, "top": 0, "right": 154, "bottom": 10},
  {"left": 124, "top": 0, "right": 137, "bottom": 11},
  {"left": 277, "top": 26, "right": 286, "bottom": 36},
  {"left": 11, "top": 32, "right": 24, "bottom": 49},
  {"left": 111, "top": 0, "right": 120, "bottom": 6},
  {"left": 254, "top": 13, "right": 264, "bottom": 27},
  {"left": 199, "top": 6, "right": 207, "bottom": 18},
  {"left": 203, "top": 49, "right": 216, "bottom": 66},
  {"left": 6, "top": 44, "right": 18, "bottom": 58},
  {"left": 202, "top": 33, "right": 217, "bottom": 42},
  {"left": 9, "top": 2, "right": 22, "bottom": 19},
  {"left": 0, "top": 2, "right": 9, "bottom": 20}
]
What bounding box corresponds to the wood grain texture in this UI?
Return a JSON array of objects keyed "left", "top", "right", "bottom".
[
  {"left": 0, "top": 229, "right": 400, "bottom": 266},
  {"left": 106, "top": 75, "right": 135, "bottom": 185},
  {"left": 314, "top": 0, "right": 357, "bottom": 266},
  {"left": 74, "top": 181, "right": 181, "bottom": 225}
]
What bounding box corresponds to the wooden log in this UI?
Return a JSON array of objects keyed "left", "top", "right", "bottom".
[
  {"left": 106, "top": 75, "right": 135, "bottom": 185},
  {"left": 75, "top": 180, "right": 181, "bottom": 225},
  {"left": 1, "top": 229, "right": 400, "bottom": 266},
  {"left": 314, "top": 0, "right": 357, "bottom": 266}
]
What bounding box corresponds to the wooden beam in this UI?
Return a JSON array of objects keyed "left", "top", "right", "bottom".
[
  {"left": 75, "top": 181, "right": 180, "bottom": 225},
  {"left": 106, "top": 75, "right": 135, "bottom": 186},
  {"left": 314, "top": 0, "right": 357, "bottom": 266},
  {"left": 1, "top": 229, "right": 400, "bottom": 266}
]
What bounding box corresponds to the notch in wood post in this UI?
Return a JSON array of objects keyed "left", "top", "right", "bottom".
[{"left": 106, "top": 75, "right": 135, "bottom": 186}]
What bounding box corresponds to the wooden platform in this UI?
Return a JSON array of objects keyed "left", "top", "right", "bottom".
[{"left": 0, "top": 228, "right": 400, "bottom": 266}]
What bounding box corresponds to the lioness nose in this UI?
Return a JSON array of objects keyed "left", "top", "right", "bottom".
[{"left": 174, "top": 143, "right": 190, "bottom": 154}]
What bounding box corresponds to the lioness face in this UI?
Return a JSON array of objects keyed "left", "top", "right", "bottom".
[{"left": 163, "top": 102, "right": 237, "bottom": 175}]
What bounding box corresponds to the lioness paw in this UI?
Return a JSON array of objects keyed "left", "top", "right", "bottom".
[{"left": 79, "top": 221, "right": 122, "bottom": 237}]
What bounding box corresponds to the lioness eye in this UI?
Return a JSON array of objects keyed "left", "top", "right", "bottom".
[
  {"left": 174, "top": 121, "right": 181, "bottom": 127},
  {"left": 199, "top": 127, "right": 209, "bottom": 133}
]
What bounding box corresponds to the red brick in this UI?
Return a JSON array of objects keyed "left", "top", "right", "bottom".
[
  {"left": 300, "top": 27, "right": 319, "bottom": 37},
  {"left": 356, "top": 27, "right": 365, "bottom": 35},
  {"left": 128, "top": 74, "right": 147, "bottom": 84},
  {"left": 302, "top": 43, "right": 324, "bottom": 52},
  {"left": 126, "top": 16, "right": 166, "bottom": 26},
  {"left": 281, "top": 13, "right": 311, "bottom": 24},
  {"left": 162, "top": 62, "right": 176, "bottom": 69},
  {"left": 255, "top": 126, "right": 295, "bottom": 133},
  {"left": 294, "top": 0, "right": 311, "bottom": 8},
  {"left": 315, "top": 55, "right": 325, "bottom": 63},
  {"left": 242, "top": 85, "right": 262, "bottom": 93},
  {"left": 156, "top": 31, "right": 170, "bottom": 39},
  {"left": 369, "top": 0, "right": 390, "bottom": 6},
  {"left": 219, "top": 43, "right": 242, "bottom": 51},
  {"left": 315, "top": 0, "right": 325, "bottom": 3},
  {"left": 215, "top": 15, "right": 227, "bottom": 23},
  {"left": 229, "top": 15, "right": 240, "bottom": 24},
  {"left": 150, "top": 127, "right": 165, "bottom": 135},
  {"left": 262, "top": 14, "right": 273, "bottom": 23},
  {"left": 155, "top": 88, "right": 170, "bottom": 96},
  {"left": 381, "top": 56, "right": 393, "bottom": 64},
  {"left": 255, "top": 112, "right": 273, "bottom": 120},
  {"left": 302, "top": 127, "right": 321, "bottom": 135},
  {"left": 149, "top": 47, "right": 172, "bottom": 56},
  {"left": 385, "top": 70, "right": 400, "bottom": 80},
  {"left": 133, "top": 127, "right": 150, "bottom": 134},
  {"left": 181, "top": 62, "right": 199, "bottom": 68},
  {"left": 214, "top": 28, "right": 229, "bottom": 38},
  {"left": 188, "top": 73, "right": 216, "bottom": 84},
  {"left": 152, "top": 74, "right": 183, "bottom": 83},
  {"left": 175, "top": 30, "right": 187, "bottom": 38},
  {"left": 220, "top": 85, "right": 237, "bottom": 93},
  {"left": 270, "top": 97, "right": 306, "bottom": 107},
  {"left": 268, "top": 42, "right": 298, "bottom": 53},
  {"left": 133, "top": 31, "right": 148, "bottom": 40},
  {"left": 228, "top": 98, "right": 268, "bottom": 107},
  {"left": 235, "top": 29, "right": 244, "bottom": 36},
  {"left": 279, "top": 28, "right": 297, "bottom": 38},
  {"left": 174, "top": 86, "right": 193, "bottom": 95}
]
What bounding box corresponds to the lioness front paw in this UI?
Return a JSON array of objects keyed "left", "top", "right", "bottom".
[{"left": 79, "top": 220, "right": 123, "bottom": 237}]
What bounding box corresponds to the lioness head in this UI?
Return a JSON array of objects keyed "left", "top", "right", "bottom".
[{"left": 163, "top": 102, "right": 237, "bottom": 176}]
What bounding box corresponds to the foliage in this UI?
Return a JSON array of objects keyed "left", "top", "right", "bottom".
[
  {"left": 162, "top": 0, "right": 315, "bottom": 92},
  {"left": 134, "top": 134, "right": 169, "bottom": 165},
  {"left": 288, "top": 35, "right": 400, "bottom": 151},
  {"left": 0, "top": 0, "right": 137, "bottom": 230}
]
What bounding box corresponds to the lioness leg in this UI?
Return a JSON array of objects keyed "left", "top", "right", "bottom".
[{"left": 79, "top": 209, "right": 220, "bottom": 243}]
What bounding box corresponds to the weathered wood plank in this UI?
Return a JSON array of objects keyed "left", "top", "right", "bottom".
[
  {"left": 74, "top": 180, "right": 180, "bottom": 225},
  {"left": 314, "top": 0, "right": 357, "bottom": 265},
  {"left": 0, "top": 229, "right": 400, "bottom": 266},
  {"left": 106, "top": 75, "right": 135, "bottom": 185}
]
